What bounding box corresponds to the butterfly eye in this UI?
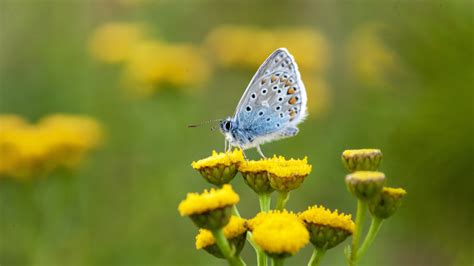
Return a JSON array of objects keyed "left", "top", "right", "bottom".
[
  {"left": 224, "top": 121, "right": 231, "bottom": 130},
  {"left": 246, "top": 106, "right": 252, "bottom": 112}
]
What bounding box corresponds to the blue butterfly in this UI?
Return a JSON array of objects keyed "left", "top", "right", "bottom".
[{"left": 219, "top": 48, "right": 308, "bottom": 158}]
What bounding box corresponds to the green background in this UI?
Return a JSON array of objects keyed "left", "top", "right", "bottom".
[{"left": 0, "top": 0, "right": 472, "bottom": 265}]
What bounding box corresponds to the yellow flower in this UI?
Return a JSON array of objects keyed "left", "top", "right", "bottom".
[
  {"left": 342, "top": 149, "right": 382, "bottom": 172},
  {"left": 205, "top": 26, "right": 329, "bottom": 72},
  {"left": 299, "top": 206, "right": 354, "bottom": 250},
  {"left": 89, "top": 22, "right": 146, "bottom": 64},
  {"left": 192, "top": 149, "right": 245, "bottom": 186},
  {"left": 247, "top": 210, "right": 298, "bottom": 231},
  {"left": 369, "top": 187, "right": 406, "bottom": 219},
  {"left": 251, "top": 210, "right": 309, "bottom": 256},
  {"left": 195, "top": 216, "right": 247, "bottom": 249},
  {"left": 299, "top": 205, "right": 355, "bottom": 233},
  {"left": 178, "top": 184, "right": 240, "bottom": 216},
  {"left": 240, "top": 156, "right": 312, "bottom": 192},
  {"left": 345, "top": 171, "right": 386, "bottom": 201}
]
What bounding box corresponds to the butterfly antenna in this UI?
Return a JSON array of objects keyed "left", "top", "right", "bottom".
[{"left": 187, "top": 119, "right": 222, "bottom": 128}]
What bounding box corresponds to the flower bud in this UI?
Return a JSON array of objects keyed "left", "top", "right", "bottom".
[
  {"left": 341, "top": 149, "right": 382, "bottom": 172},
  {"left": 345, "top": 171, "right": 385, "bottom": 201},
  {"left": 369, "top": 187, "right": 406, "bottom": 219},
  {"left": 191, "top": 149, "right": 244, "bottom": 186}
]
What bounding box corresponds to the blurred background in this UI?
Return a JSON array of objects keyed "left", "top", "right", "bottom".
[{"left": 0, "top": 0, "right": 472, "bottom": 265}]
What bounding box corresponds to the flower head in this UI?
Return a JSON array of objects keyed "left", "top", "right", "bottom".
[
  {"left": 369, "top": 187, "right": 406, "bottom": 219},
  {"left": 341, "top": 149, "right": 382, "bottom": 172},
  {"left": 239, "top": 156, "right": 311, "bottom": 192},
  {"left": 250, "top": 210, "right": 309, "bottom": 257},
  {"left": 345, "top": 171, "right": 385, "bottom": 201},
  {"left": 192, "top": 149, "right": 245, "bottom": 186},
  {"left": 238, "top": 159, "right": 275, "bottom": 194},
  {"left": 178, "top": 185, "right": 239, "bottom": 230},
  {"left": 299, "top": 205, "right": 354, "bottom": 249},
  {"left": 195, "top": 216, "right": 247, "bottom": 258}
]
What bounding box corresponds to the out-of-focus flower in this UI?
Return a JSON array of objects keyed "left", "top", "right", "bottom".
[
  {"left": 195, "top": 216, "right": 247, "bottom": 258},
  {"left": 250, "top": 210, "right": 309, "bottom": 257},
  {"left": 89, "top": 22, "right": 146, "bottom": 64},
  {"left": 303, "top": 74, "right": 332, "bottom": 118},
  {"left": 346, "top": 23, "right": 400, "bottom": 87},
  {"left": 192, "top": 149, "right": 245, "bottom": 186},
  {"left": 123, "top": 40, "right": 211, "bottom": 95},
  {"left": 369, "top": 187, "right": 406, "bottom": 219},
  {"left": 345, "top": 171, "right": 385, "bottom": 201},
  {"left": 178, "top": 184, "right": 239, "bottom": 230},
  {"left": 205, "top": 26, "right": 330, "bottom": 72},
  {"left": 0, "top": 114, "right": 103, "bottom": 180},
  {"left": 342, "top": 149, "right": 383, "bottom": 172},
  {"left": 299, "top": 205, "right": 354, "bottom": 249}
]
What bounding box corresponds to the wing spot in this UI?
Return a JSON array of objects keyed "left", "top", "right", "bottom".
[
  {"left": 266, "top": 118, "right": 271, "bottom": 122},
  {"left": 279, "top": 113, "right": 284, "bottom": 118},
  {"left": 288, "top": 97, "right": 297, "bottom": 105},
  {"left": 277, "top": 123, "right": 280, "bottom": 127},
  {"left": 261, "top": 89, "right": 267, "bottom": 94},
  {"left": 246, "top": 106, "right": 252, "bottom": 112},
  {"left": 251, "top": 93, "right": 256, "bottom": 99},
  {"left": 279, "top": 53, "right": 285, "bottom": 58},
  {"left": 275, "top": 73, "right": 281, "bottom": 77},
  {"left": 261, "top": 79, "right": 267, "bottom": 85},
  {"left": 273, "top": 86, "right": 278, "bottom": 90},
  {"left": 287, "top": 88, "right": 295, "bottom": 94},
  {"left": 281, "top": 63, "right": 285, "bottom": 67},
  {"left": 259, "top": 111, "right": 264, "bottom": 116},
  {"left": 277, "top": 89, "right": 282, "bottom": 93},
  {"left": 278, "top": 97, "right": 283, "bottom": 102},
  {"left": 271, "top": 75, "right": 278, "bottom": 83},
  {"left": 275, "top": 106, "right": 281, "bottom": 111}
]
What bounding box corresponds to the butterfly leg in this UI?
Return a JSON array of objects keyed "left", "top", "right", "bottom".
[
  {"left": 256, "top": 145, "right": 267, "bottom": 159},
  {"left": 224, "top": 139, "right": 228, "bottom": 152}
]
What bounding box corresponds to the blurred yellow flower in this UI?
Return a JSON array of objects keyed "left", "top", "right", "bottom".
[
  {"left": 205, "top": 25, "right": 330, "bottom": 72},
  {"left": 346, "top": 23, "right": 400, "bottom": 86},
  {"left": 123, "top": 40, "right": 211, "bottom": 95},
  {"left": 195, "top": 216, "right": 247, "bottom": 249},
  {"left": 89, "top": 22, "right": 146, "bottom": 64},
  {"left": 178, "top": 184, "right": 240, "bottom": 216},
  {"left": 303, "top": 74, "right": 332, "bottom": 117},
  {"left": 251, "top": 210, "right": 309, "bottom": 256},
  {"left": 0, "top": 114, "right": 103, "bottom": 180},
  {"left": 299, "top": 205, "right": 355, "bottom": 233}
]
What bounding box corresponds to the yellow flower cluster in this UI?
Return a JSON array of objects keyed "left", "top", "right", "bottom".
[
  {"left": 299, "top": 205, "right": 355, "bottom": 233},
  {"left": 195, "top": 216, "right": 247, "bottom": 249},
  {"left": 347, "top": 171, "right": 385, "bottom": 182},
  {"left": 239, "top": 156, "right": 312, "bottom": 178},
  {"left": 383, "top": 187, "right": 407, "bottom": 197},
  {"left": 191, "top": 149, "right": 245, "bottom": 170},
  {"left": 250, "top": 210, "right": 309, "bottom": 255},
  {"left": 0, "top": 114, "right": 103, "bottom": 179},
  {"left": 342, "top": 149, "right": 381, "bottom": 158},
  {"left": 89, "top": 22, "right": 211, "bottom": 95},
  {"left": 205, "top": 25, "right": 329, "bottom": 72},
  {"left": 178, "top": 184, "right": 240, "bottom": 216},
  {"left": 247, "top": 210, "right": 298, "bottom": 230}
]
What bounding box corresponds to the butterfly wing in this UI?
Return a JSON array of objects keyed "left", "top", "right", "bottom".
[{"left": 234, "top": 48, "right": 308, "bottom": 141}]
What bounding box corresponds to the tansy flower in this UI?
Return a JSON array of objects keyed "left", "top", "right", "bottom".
[
  {"left": 250, "top": 210, "right": 309, "bottom": 257},
  {"left": 178, "top": 184, "right": 239, "bottom": 230},
  {"left": 247, "top": 209, "right": 298, "bottom": 231},
  {"left": 369, "top": 187, "right": 406, "bottom": 219},
  {"left": 264, "top": 156, "right": 312, "bottom": 192},
  {"left": 238, "top": 159, "right": 275, "bottom": 194},
  {"left": 299, "top": 205, "right": 355, "bottom": 249},
  {"left": 192, "top": 149, "right": 245, "bottom": 186},
  {"left": 345, "top": 171, "right": 385, "bottom": 201},
  {"left": 88, "top": 22, "right": 146, "bottom": 64},
  {"left": 195, "top": 216, "right": 247, "bottom": 258},
  {"left": 341, "top": 149, "right": 382, "bottom": 172}
]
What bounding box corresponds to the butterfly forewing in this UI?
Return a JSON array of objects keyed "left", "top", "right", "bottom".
[{"left": 234, "top": 48, "right": 308, "bottom": 137}]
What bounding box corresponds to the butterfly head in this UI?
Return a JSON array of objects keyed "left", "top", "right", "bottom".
[{"left": 219, "top": 117, "right": 234, "bottom": 133}]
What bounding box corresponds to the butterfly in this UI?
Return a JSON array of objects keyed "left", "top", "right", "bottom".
[{"left": 219, "top": 48, "right": 308, "bottom": 158}]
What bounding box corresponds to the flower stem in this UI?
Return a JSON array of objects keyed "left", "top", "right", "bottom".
[
  {"left": 349, "top": 200, "right": 367, "bottom": 266},
  {"left": 275, "top": 191, "right": 289, "bottom": 210},
  {"left": 357, "top": 217, "right": 383, "bottom": 260},
  {"left": 272, "top": 257, "right": 285, "bottom": 266},
  {"left": 308, "top": 248, "right": 326, "bottom": 266},
  {"left": 259, "top": 193, "right": 272, "bottom": 212},
  {"left": 212, "top": 229, "right": 246, "bottom": 266},
  {"left": 247, "top": 232, "right": 267, "bottom": 266}
]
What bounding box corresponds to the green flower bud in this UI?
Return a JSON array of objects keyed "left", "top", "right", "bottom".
[
  {"left": 190, "top": 205, "right": 233, "bottom": 230},
  {"left": 345, "top": 171, "right": 385, "bottom": 201},
  {"left": 369, "top": 187, "right": 406, "bottom": 219},
  {"left": 197, "top": 164, "right": 238, "bottom": 186},
  {"left": 341, "top": 149, "right": 382, "bottom": 172},
  {"left": 191, "top": 150, "right": 245, "bottom": 186},
  {"left": 241, "top": 171, "right": 274, "bottom": 194},
  {"left": 203, "top": 232, "right": 247, "bottom": 259},
  {"left": 307, "top": 224, "right": 353, "bottom": 249}
]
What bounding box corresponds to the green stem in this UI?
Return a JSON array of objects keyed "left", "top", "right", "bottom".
[
  {"left": 275, "top": 191, "right": 289, "bottom": 210},
  {"left": 259, "top": 193, "right": 272, "bottom": 212},
  {"left": 232, "top": 205, "right": 241, "bottom": 217},
  {"left": 349, "top": 200, "right": 367, "bottom": 266},
  {"left": 272, "top": 257, "right": 285, "bottom": 266},
  {"left": 212, "top": 229, "right": 245, "bottom": 266},
  {"left": 247, "top": 232, "right": 267, "bottom": 266},
  {"left": 357, "top": 217, "right": 383, "bottom": 260},
  {"left": 308, "top": 248, "right": 326, "bottom": 266}
]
